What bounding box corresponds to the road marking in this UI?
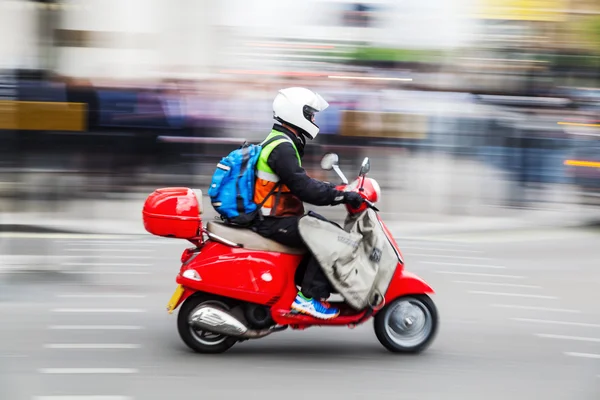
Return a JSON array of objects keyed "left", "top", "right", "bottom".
[
  {"left": 409, "top": 254, "right": 491, "bottom": 260},
  {"left": 39, "top": 368, "right": 138, "bottom": 374},
  {"left": 52, "top": 308, "right": 146, "bottom": 313},
  {"left": 62, "top": 256, "right": 153, "bottom": 260},
  {"left": 395, "top": 239, "right": 476, "bottom": 248},
  {"left": 61, "top": 263, "right": 150, "bottom": 267},
  {"left": 57, "top": 282, "right": 137, "bottom": 287},
  {"left": 34, "top": 397, "right": 133, "bottom": 400},
  {"left": 512, "top": 318, "right": 600, "bottom": 328},
  {"left": 67, "top": 248, "right": 151, "bottom": 252},
  {"left": 60, "top": 271, "right": 150, "bottom": 275},
  {"left": 44, "top": 344, "right": 141, "bottom": 349},
  {"left": 48, "top": 325, "right": 144, "bottom": 330},
  {"left": 536, "top": 334, "right": 600, "bottom": 343},
  {"left": 423, "top": 262, "right": 505, "bottom": 269},
  {"left": 436, "top": 271, "right": 525, "bottom": 279},
  {"left": 60, "top": 241, "right": 155, "bottom": 246},
  {"left": 469, "top": 291, "right": 558, "bottom": 299},
  {"left": 56, "top": 294, "right": 146, "bottom": 299},
  {"left": 453, "top": 281, "right": 541, "bottom": 289},
  {"left": 0, "top": 233, "right": 132, "bottom": 239},
  {"left": 564, "top": 352, "right": 600, "bottom": 359},
  {"left": 491, "top": 304, "right": 581, "bottom": 314},
  {"left": 56, "top": 239, "right": 154, "bottom": 244},
  {"left": 400, "top": 246, "right": 483, "bottom": 253}
]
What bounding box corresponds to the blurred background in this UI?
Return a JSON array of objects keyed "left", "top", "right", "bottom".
[
  {"left": 2, "top": 0, "right": 600, "bottom": 225},
  {"left": 1, "top": 0, "right": 600, "bottom": 399}
]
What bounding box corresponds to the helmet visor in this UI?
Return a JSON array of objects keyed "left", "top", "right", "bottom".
[{"left": 307, "top": 92, "right": 329, "bottom": 112}]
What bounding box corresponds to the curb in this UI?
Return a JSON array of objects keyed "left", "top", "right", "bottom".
[
  {"left": 0, "top": 224, "right": 88, "bottom": 235},
  {"left": 1, "top": 218, "right": 592, "bottom": 239},
  {"left": 393, "top": 221, "right": 592, "bottom": 239}
]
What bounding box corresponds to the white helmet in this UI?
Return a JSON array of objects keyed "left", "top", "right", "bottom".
[{"left": 273, "top": 87, "right": 329, "bottom": 139}]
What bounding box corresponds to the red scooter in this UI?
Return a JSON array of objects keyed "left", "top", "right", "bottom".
[{"left": 142, "top": 154, "right": 438, "bottom": 354}]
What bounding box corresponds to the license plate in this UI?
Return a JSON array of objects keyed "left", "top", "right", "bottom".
[{"left": 166, "top": 285, "right": 185, "bottom": 314}]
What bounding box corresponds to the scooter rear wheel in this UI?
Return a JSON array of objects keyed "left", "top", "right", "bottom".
[
  {"left": 177, "top": 294, "right": 238, "bottom": 354},
  {"left": 374, "top": 295, "right": 438, "bottom": 353}
]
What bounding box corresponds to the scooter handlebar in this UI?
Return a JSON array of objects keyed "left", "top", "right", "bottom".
[{"left": 335, "top": 184, "right": 379, "bottom": 212}]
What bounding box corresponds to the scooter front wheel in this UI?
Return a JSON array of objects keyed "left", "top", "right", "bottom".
[
  {"left": 177, "top": 294, "right": 238, "bottom": 354},
  {"left": 374, "top": 295, "right": 438, "bottom": 353}
]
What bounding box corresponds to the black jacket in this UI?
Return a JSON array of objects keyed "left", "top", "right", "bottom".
[{"left": 267, "top": 124, "right": 344, "bottom": 207}]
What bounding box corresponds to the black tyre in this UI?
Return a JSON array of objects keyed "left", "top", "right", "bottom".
[
  {"left": 374, "top": 295, "right": 438, "bottom": 353},
  {"left": 177, "top": 294, "right": 238, "bottom": 354}
]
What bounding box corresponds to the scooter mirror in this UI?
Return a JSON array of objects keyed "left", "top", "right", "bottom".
[
  {"left": 359, "top": 157, "right": 371, "bottom": 176},
  {"left": 320, "top": 153, "right": 339, "bottom": 171}
]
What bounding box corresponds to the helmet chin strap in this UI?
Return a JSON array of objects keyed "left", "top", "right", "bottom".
[{"left": 298, "top": 132, "right": 307, "bottom": 146}]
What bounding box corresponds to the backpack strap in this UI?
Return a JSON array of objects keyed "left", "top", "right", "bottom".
[{"left": 235, "top": 145, "right": 252, "bottom": 216}]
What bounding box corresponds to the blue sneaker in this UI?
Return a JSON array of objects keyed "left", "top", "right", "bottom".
[{"left": 291, "top": 292, "right": 339, "bottom": 319}]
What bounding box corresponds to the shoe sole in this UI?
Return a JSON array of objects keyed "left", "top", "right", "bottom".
[{"left": 291, "top": 303, "right": 340, "bottom": 320}]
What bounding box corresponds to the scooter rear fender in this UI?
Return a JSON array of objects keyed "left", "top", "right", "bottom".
[{"left": 175, "top": 241, "right": 303, "bottom": 306}]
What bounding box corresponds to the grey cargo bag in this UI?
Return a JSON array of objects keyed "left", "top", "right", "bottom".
[{"left": 298, "top": 209, "right": 399, "bottom": 310}]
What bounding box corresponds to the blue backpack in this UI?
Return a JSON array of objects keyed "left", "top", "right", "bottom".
[{"left": 208, "top": 137, "right": 282, "bottom": 226}]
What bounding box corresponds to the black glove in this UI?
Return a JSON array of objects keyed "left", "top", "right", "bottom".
[{"left": 343, "top": 192, "right": 364, "bottom": 209}]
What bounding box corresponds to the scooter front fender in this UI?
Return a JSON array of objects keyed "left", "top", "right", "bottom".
[{"left": 384, "top": 270, "right": 435, "bottom": 304}]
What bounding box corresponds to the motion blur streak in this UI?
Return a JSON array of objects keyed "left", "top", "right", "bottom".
[{"left": 327, "top": 75, "right": 413, "bottom": 81}]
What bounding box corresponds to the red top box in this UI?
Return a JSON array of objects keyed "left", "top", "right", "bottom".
[{"left": 142, "top": 187, "right": 202, "bottom": 238}]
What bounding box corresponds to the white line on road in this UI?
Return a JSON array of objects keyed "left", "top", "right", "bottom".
[
  {"left": 564, "top": 352, "right": 600, "bottom": 359},
  {"left": 423, "top": 262, "right": 505, "bottom": 269},
  {"left": 492, "top": 304, "right": 581, "bottom": 314},
  {"left": 436, "top": 271, "right": 525, "bottom": 279},
  {"left": 469, "top": 291, "right": 558, "bottom": 299},
  {"left": 57, "top": 282, "right": 138, "bottom": 287},
  {"left": 56, "top": 294, "right": 146, "bottom": 299},
  {"left": 61, "top": 241, "right": 155, "bottom": 246},
  {"left": 52, "top": 308, "right": 146, "bottom": 313},
  {"left": 0, "top": 234, "right": 130, "bottom": 239},
  {"left": 536, "top": 334, "right": 600, "bottom": 343},
  {"left": 39, "top": 368, "right": 138, "bottom": 374},
  {"left": 60, "top": 271, "right": 150, "bottom": 275},
  {"left": 61, "top": 263, "right": 150, "bottom": 267},
  {"left": 44, "top": 344, "right": 141, "bottom": 349},
  {"left": 67, "top": 248, "right": 151, "bottom": 252},
  {"left": 34, "top": 397, "right": 133, "bottom": 400},
  {"left": 453, "top": 281, "right": 541, "bottom": 289},
  {"left": 512, "top": 318, "right": 600, "bottom": 328},
  {"left": 62, "top": 256, "right": 153, "bottom": 260},
  {"left": 401, "top": 246, "right": 483, "bottom": 253},
  {"left": 395, "top": 240, "right": 476, "bottom": 248},
  {"left": 409, "top": 254, "right": 491, "bottom": 260},
  {"left": 57, "top": 240, "right": 157, "bottom": 244},
  {"left": 48, "top": 325, "right": 144, "bottom": 330}
]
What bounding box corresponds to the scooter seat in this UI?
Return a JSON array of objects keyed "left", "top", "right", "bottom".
[{"left": 206, "top": 221, "right": 306, "bottom": 255}]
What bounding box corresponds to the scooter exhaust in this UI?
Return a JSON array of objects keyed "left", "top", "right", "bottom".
[{"left": 189, "top": 306, "right": 284, "bottom": 339}]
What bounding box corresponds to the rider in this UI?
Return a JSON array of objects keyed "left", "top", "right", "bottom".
[{"left": 252, "top": 87, "right": 364, "bottom": 319}]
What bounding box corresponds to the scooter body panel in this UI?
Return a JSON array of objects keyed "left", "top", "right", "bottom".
[{"left": 177, "top": 241, "right": 303, "bottom": 305}]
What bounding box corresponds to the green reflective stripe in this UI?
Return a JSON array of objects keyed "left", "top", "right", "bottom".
[{"left": 256, "top": 131, "right": 301, "bottom": 176}]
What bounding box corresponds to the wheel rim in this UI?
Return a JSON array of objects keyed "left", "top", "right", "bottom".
[
  {"left": 189, "top": 300, "right": 229, "bottom": 346},
  {"left": 383, "top": 297, "right": 433, "bottom": 348}
]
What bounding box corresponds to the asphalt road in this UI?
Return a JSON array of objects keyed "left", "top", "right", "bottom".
[{"left": 1, "top": 226, "right": 600, "bottom": 400}]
